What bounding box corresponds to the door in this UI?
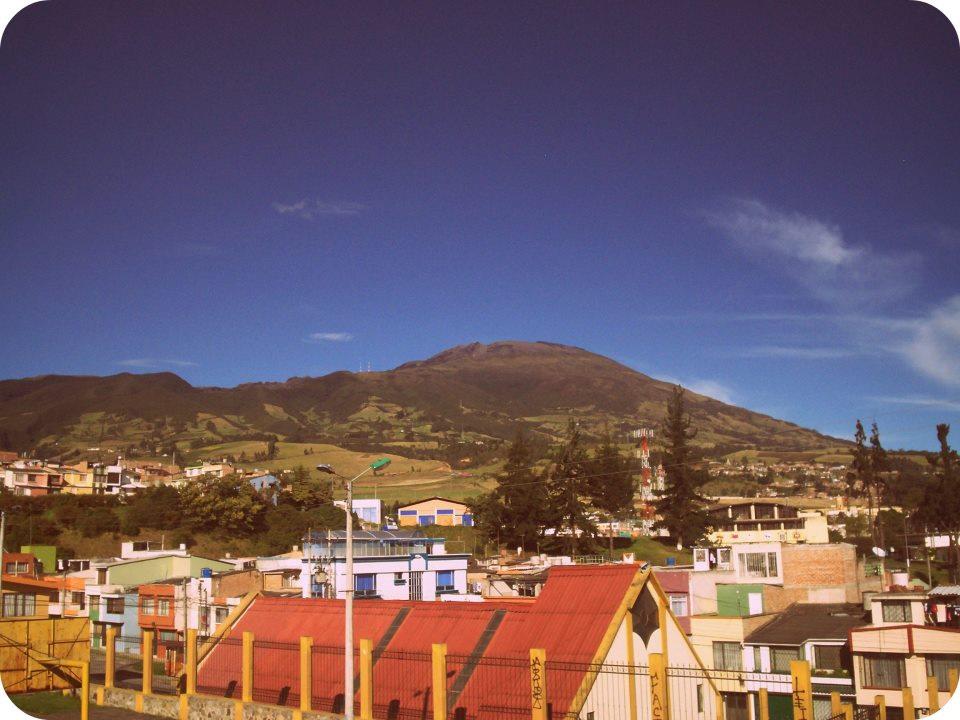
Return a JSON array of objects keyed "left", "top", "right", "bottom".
[
  {"left": 748, "top": 592, "right": 763, "bottom": 615},
  {"left": 410, "top": 571, "right": 423, "bottom": 601}
]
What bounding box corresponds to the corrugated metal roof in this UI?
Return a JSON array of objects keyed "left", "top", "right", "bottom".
[
  {"left": 929, "top": 585, "right": 960, "bottom": 596},
  {"left": 196, "top": 564, "right": 643, "bottom": 719}
]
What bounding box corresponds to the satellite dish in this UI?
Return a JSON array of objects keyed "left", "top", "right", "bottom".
[{"left": 872, "top": 547, "right": 887, "bottom": 558}]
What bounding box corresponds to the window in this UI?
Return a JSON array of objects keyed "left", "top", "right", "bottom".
[
  {"left": 738, "top": 552, "right": 779, "bottom": 578},
  {"left": 696, "top": 684, "right": 703, "bottom": 713},
  {"left": 2, "top": 593, "right": 36, "bottom": 617},
  {"left": 106, "top": 597, "right": 124, "bottom": 614},
  {"left": 713, "top": 642, "right": 742, "bottom": 671},
  {"left": 5, "top": 561, "right": 28, "bottom": 574},
  {"left": 881, "top": 601, "right": 911, "bottom": 623},
  {"left": 214, "top": 606, "right": 229, "bottom": 625},
  {"left": 157, "top": 599, "right": 170, "bottom": 615},
  {"left": 771, "top": 647, "right": 800, "bottom": 673},
  {"left": 926, "top": 655, "right": 960, "bottom": 691},
  {"left": 717, "top": 548, "right": 732, "bottom": 568},
  {"left": 394, "top": 572, "right": 406, "bottom": 585},
  {"left": 355, "top": 574, "right": 376, "bottom": 597},
  {"left": 72, "top": 592, "right": 85, "bottom": 609},
  {"left": 669, "top": 595, "right": 689, "bottom": 617},
  {"left": 860, "top": 654, "right": 905, "bottom": 689},
  {"left": 437, "top": 571, "right": 454, "bottom": 592},
  {"left": 97, "top": 569, "right": 107, "bottom": 585},
  {"left": 140, "top": 597, "right": 155, "bottom": 615},
  {"left": 89, "top": 595, "right": 100, "bottom": 612},
  {"left": 814, "top": 645, "right": 845, "bottom": 671}
]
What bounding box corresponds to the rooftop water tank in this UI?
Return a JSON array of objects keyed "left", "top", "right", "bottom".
[{"left": 200, "top": 567, "right": 213, "bottom": 578}]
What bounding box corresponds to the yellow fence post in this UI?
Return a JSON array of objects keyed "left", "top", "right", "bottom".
[
  {"left": 928, "top": 675, "right": 940, "bottom": 713},
  {"left": 841, "top": 703, "right": 853, "bottom": 720},
  {"left": 830, "top": 691, "right": 841, "bottom": 718},
  {"left": 142, "top": 629, "right": 154, "bottom": 695},
  {"left": 758, "top": 688, "right": 770, "bottom": 720},
  {"left": 242, "top": 631, "right": 254, "bottom": 703},
  {"left": 648, "top": 652, "right": 667, "bottom": 720},
  {"left": 950, "top": 668, "right": 959, "bottom": 694},
  {"left": 902, "top": 687, "right": 914, "bottom": 720},
  {"left": 875, "top": 694, "right": 886, "bottom": 720},
  {"left": 104, "top": 626, "right": 116, "bottom": 689},
  {"left": 432, "top": 643, "right": 447, "bottom": 720},
  {"left": 185, "top": 628, "right": 197, "bottom": 695},
  {"left": 360, "top": 639, "right": 373, "bottom": 720},
  {"left": 530, "top": 648, "right": 547, "bottom": 720},
  {"left": 625, "top": 613, "right": 638, "bottom": 720},
  {"left": 80, "top": 660, "right": 89, "bottom": 720},
  {"left": 790, "top": 660, "right": 812, "bottom": 720},
  {"left": 300, "top": 637, "right": 312, "bottom": 712}
]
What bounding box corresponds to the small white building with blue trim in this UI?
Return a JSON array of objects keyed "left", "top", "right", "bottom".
[{"left": 300, "top": 529, "right": 469, "bottom": 601}]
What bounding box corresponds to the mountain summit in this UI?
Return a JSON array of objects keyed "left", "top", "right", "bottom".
[{"left": 0, "top": 341, "right": 837, "bottom": 452}]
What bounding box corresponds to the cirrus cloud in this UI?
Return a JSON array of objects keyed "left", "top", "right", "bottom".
[
  {"left": 306, "top": 332, "right": 354, "bottom": 343},
  {"left": 705, "top": 198, "right": 921, "bottom": 306},
  {"left": 273, "top": 199, "right": 368, "bottom": 220}
]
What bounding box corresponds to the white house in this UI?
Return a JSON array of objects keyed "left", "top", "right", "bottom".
[{"left": 301, "top": 529, "right": 469, "bottom": 601}]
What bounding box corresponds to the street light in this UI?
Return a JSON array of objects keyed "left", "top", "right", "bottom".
[{"left": 316, "top": 458, "right": 391, "bottom": 720}]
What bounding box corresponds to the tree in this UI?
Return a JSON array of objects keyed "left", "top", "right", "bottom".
[
  {"left": 588, "top": 429, "right": 636, "bottom": 517},
  {"left": 544, "top": 419, "right": 596, "bottom": 554},
  {"left": 180, "top": 474, "right": 268, "bottom": 534},
  {"left": 847, "top": 421, "right": 889, "bottom": 569},
  {"left": 917, "top": 424, "right": 960, "bottom": 581},
  {"left": 653, "top": 386, "right": 708, "bottom": 548},
  {"left": 471, "top": 429, "right": 548, "bottom": 551},
  {"left": 287, "top": 465, "right": 333, "bottom": 509}
]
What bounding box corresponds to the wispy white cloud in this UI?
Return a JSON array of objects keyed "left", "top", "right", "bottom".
[
  {"left": 116, "top": 358, "right": 198, "bottom": 369},
  {"left": 684, "top": 379, "right": 736, "bottom": 404},
  {"left": 659, "top": 375, "right": 736, "bottom": 404},
  {"left": 273, "top": 199, "right": 368, "bottom": 220},
  {"left": 735, "top": 345, "right": 857, "bottom": 360},
  {"left": 867, "top": 395, "right": 960, "bottom": 412},
  {"left": 306, "top": 332, "right": 354, "bottom": 343},
  {"left": 893, "top": 295, "right": 960, "bottom": 387},
  {"left": 705, "top": 198, "right": 921, "bottom": 306}
]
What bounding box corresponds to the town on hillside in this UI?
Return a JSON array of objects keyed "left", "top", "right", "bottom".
[{"left": 1, "top": 401, "right": 958, "bottom": 720}]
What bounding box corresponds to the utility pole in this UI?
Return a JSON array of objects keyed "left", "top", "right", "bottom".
[
  {"left": 903, "top": 514, "right": 911, "bottom": 572},
  {"left": 926, "top": 525, "right": 934, "bottom": 586}
]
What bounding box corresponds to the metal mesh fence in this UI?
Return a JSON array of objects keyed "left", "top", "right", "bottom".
[
  {"left": 251, "top": 639, "right": 301, "bottom": 706},
  {"left": 197, "top": 635, "right": 243, "bottom": 698},
  {"left": 152, "top": 638, "right": 184, "bottom": 695},
  {"left": 114, "top": 635, "right": 144, "bottom": 690},
  {"left": 310, "top": 643, "right": 352, "bottom": 714},
  {"left": 370, "top": 648, "right": 434, "bottom": 720}
]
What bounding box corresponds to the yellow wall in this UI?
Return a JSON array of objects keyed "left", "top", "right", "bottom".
[
  {"left": 0, "top": 616, "right": 90, "bottom": 694},
  {"left": 397, "top": 498, "right": 469, "bottom": 526}
]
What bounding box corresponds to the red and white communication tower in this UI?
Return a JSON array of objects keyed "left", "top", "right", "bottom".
[{"left": 632, "top": 428, "right": 653, "bottom": 485}]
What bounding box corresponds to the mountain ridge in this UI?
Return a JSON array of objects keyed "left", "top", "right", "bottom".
[{"left": 0, "top": 340, "right": 842, "bottom": 453}]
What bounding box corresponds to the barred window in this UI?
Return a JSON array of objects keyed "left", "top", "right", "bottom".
[
  {"left": 926, "top": 655, "right": 960, "bottom": 691},
  {"left": 881, "top": 601, "right": 910, "bottom": 623},
  {"left": 2, "top": 592, "right": 36, "bottom": 617},
  {"left": 860, "top": 654, "right": 905, "bottom": 689},
  {"left": 713, "top": 641, "right": 742, "bottom": 670},
  {"left": 814, "top": 644, "right": 845, "bottom": 671},
  {"left": 771, "top": 647, "right": 800, "bottom": 673},
  {"left": 738, "top": 552, "right": 779, "bottom": 578},
  {"left": 106, "top": 597, "right": 124, "bottom": 614}
]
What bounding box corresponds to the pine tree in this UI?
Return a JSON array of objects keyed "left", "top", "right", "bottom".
[
  {"left": 469, "top": 429, "right": 547, "bottom": 551},
  {"left": 922, "top": 424, "right": 960, "bottom": 582},
  {"left": 545, "top": 419, "right": 597, "bottom": 554},
  {"left": 588, "top": 429, "right": 636, "bottom": 516},
  {"left": 653, "top": 386, "right": 708, "bottom": 548}
]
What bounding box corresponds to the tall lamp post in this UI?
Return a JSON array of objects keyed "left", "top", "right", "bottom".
[{"left": 317, "top": 458, "right": 391, "bottom": 720}]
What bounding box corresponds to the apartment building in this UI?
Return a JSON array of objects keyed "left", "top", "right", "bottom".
[
  {"left": 850, "top": 591, "right": 960, "bottom": 718},
  {"left": 707, "top": 500, "right": 830, "bottom": 546},
  {"left": 301, "top": 529, "right": 469, "bottom": 601},
  {"left": 396, "top": 496, "right": 473, "bottom": 526}
]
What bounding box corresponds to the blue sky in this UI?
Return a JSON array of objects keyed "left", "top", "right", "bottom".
[{"left": 1, "top": 1, "right": 958, "bottom": 450}]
